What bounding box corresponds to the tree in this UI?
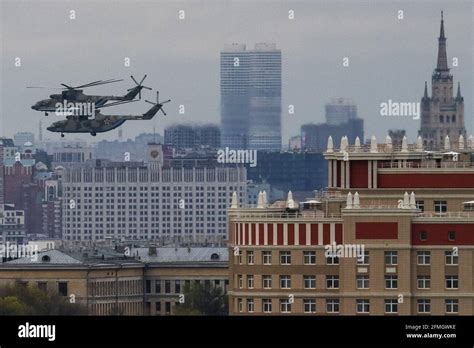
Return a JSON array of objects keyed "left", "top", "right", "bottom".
[
  {"left": 0, "top": 282, "right": 87, "bottom": 315},
  {"left": 174, "top": 282, "right": 228, "bottom": 316}
]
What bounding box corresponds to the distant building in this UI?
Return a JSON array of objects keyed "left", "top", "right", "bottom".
[
  {"left": 325, "top": 98, "right": 358, "bottom": 126},
  {"left": 13, "top": 132, "right": 35, "bottom": 147},
  {"left": 164, "top": 124, "right": 220, "bottom": 149},
  {"left": 288, "top": 136, "right": 301, "bottom": 151},
  {"left": 51, "top": 144, "right": 93, "bottom": 166},
  {"left": 388, "top": 129, "right": 406, "bottom": 148},
  {"left": 61, "top": 144, "right": 247, "bottom": 241},
  {"left": 220, "top": 43, "right": 282, "bottom": 151},
  {"left": 419, "top": 12, "right": 466, "bottom": 150},
  {"left": 0, "top": 204, "right": 26, "bottom": 244},
  {"left": 301, "top": 99, "right": 364, "bottom": 152},
  {"left": 94, "top": 133, "right": 163, "bottom": 162},
  {"left": 246, "top": 152, "right": 327, "bottom": 198},
  {"left": 246, "top": 181, "right": 284, "bottom": 207}
]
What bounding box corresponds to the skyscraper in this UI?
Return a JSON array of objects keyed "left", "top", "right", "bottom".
[
  {"left": 419, "top": 12, "right": 466, "bottom": 150},
  {"left": 220, "top": 43, "right": 282, "bottom": 151}
]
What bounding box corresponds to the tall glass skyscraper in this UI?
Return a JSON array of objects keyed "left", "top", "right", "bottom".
[{"left": 220, "top": 43, "right": 281, "bottom": 151}]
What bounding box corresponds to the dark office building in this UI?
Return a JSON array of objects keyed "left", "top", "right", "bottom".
[{"left": 246, "top": 151, "right": 327, "bottom": 197}]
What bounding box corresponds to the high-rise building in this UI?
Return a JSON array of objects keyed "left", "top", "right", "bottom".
[
  {"left": 419, "top": 12, "right": 466, "bottom": 150},
  {"left": 325, "top": 98, "right": 358, "bottom": 126},
  {"left": 13, "top": 132, "right": 35, "bottom": 147},
  {"left": 220, "top": 43, "right": 282, "bottom": 151}
]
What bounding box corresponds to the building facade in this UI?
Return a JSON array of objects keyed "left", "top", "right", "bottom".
[
  {"left": 419, "top": 12, "right": 466, "bottom": 150},
  {"left": 164, "top": 124, "right": 220, "bottom": 149},
  {"left": 60, "top": 145, "right": 247, "bottom": 241},
  {"left": 220, "top": 43, "right": 282, "bottom": 151},
  {"left": 228, "top": 135, "right": 474, "bottom": 315}
]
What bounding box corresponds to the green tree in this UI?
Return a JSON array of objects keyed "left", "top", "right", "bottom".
[
  {"left": 0, "top": 282, "right": 87, "bottom": 315},
  {"left": 174, "top": 282, "right": 228, "bottom": 316}
]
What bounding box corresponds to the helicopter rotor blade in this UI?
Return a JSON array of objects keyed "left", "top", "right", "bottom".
[
  {"left": 26, "top": 86, "right": 64, "bottom": 89},
  {"left": 160, "top": 108, "right": 167, "bottom": 116},
  {"left": 130, "top": 75, "right": 139, "bottom": 86},
  {"left": 139, "top": 75, "right": 147, "bottom": 85}
]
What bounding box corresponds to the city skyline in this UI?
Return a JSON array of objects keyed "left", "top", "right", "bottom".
[{"left": 1, "top": 1, "right": 472, "bottom": 146}]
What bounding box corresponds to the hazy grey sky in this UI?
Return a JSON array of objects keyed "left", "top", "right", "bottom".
[{"left": 1, "top": 0, "right": 472, "bottom": 145}]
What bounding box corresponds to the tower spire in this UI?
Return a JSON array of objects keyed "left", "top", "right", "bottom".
[
  {"left": 436, "top": 10, "right": 448, "bottom": 71},
  {"left": 456, "top": 82, "right": 463, "bottom": 100},
  {"left": 423, "top": 81, "right": 428, "bottom": 99}
]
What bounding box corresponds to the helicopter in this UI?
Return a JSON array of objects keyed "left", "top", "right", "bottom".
[
  {"left": 29, "top": 76, "right": 151, "bottom": 115},
  {"left": 47, "top": 91, "right": 170, "bottom": 137}
]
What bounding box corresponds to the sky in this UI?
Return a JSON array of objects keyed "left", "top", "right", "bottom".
[{"left": 0, "top": 0, "right": 473, "bottom": 145}]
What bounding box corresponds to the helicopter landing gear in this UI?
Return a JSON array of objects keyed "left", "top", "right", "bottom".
[
  {"left": 91, "top": 131, "right": 97, "bottom": 136},
  {"left": 61, "top": 133, "right": 65, "bottom": 138},
  {"left": 45, "top": 112, "right": 49, "bottom": 116}
]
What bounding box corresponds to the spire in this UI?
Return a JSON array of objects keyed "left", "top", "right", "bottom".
[
  {"left": 456, "top": 82, "right": 462, "bottom": 100},
  {"left": 436, "top": 11, "right": 448, "bottom": 72},
  {"left": 423, "top": 81, "right": 428, "bottom": 99}
]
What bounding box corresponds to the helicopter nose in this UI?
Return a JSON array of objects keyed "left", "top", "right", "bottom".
[{"left": 31, "top": 104, "right": 38, "bottom": 110}]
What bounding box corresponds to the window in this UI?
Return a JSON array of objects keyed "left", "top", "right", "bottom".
[
  {"left": 384, "top": 299, "right": 398, "bottom": 313},
  {"left": 326, "top": 299, "right": 340, "bottom": 313},
  {"left": 356, "top": 275, "right": 369, "bottom": 289},
  {"left": 446, "top": 276, "right": 458, "bottom": 289},
  {"left": 262, "top": 275, "right": 272, "bottom": 289},
  {"left": 262, "top": 251, "right": 272, "bottom": 265},
  {"left": 155, "top": 281, "right": 161, "bottom": 294},
  {"left": 238, "top": 250, "right": 243, "bottom": 265},
  {"left": 448, "top": 231, "right": 456, "bottom": 241},
  {"left": 58, "top": 282, "right": 68, "bottom": 296},
  {"left": 262, "top": 299, "right": 272, "bottom": 313},
  {"left": 237, "top": 298, "right": 243, "bottom": 312},
  {"left": 326, "top": 255, "right": 339, "bottom": 265},
  {"left": 417, "top": 251, "right": 431, "bottom": 265},
  {"left": 165, "top": 302, "right": 171, "bottom": 315},
  {"left": 326, "top": 275, "right": 339, "bottom": 289},
  {"left": 434, "top": 201, "right": 447, "bottom": 214},
  {"left": 417, "top": 276, "right": 431, "bottom": 289},
  {"left": 247, "top": 298, "right": 255, "bottom": 313},
  {"left": 419, "top": 231, "right": 427, "bottom": 241},
  {"left": 238, "top": 275, "right": 243, "bottom": 289},
  {"left": 385, "top": 275, "right": 398, "bottom": 289},
  {"left": 356, "top": 299, "right": 370, "bottom": 313},
  {"left": 37, "top": 282, "right": 47, "bottom": 292},
  {"left": 280, "top": 275, "right": 291, "bottom": 289},
  {"left": 155, "top": 302, "right": 161, "bottom": 313},
  {"left": 384, "top": 251, "right": 398, "bottom": 265},
  {"left": 303, "top": 251, "right": 316, "bottom": 265},
  {"left": 303, "top": 275, "right": 316, "bottom": 289},
  {"left": 175, "top": 281, "right": 181, "bottom": 294},
  {"left": 247, "top": 275, "right": 254, "bottom": 289},
  {"left": 417, "top": 299, "right": 431, "bottom": 313},
  {"left": 280, "top": 299, "right": 291, "bottom": 313},
  {"left": 439, "top": 115, "right": 444, "bottom": 123},
  {"left": 304, "top": 299, "right": 316, "bottom": 313},
  {"left": 416, "top": 200, "right": 425, "bottom": 212},
  {"left": 357, "top": 251, "right": 369, "bottom": 265},
  {"left": 165, "top": 280, "right": 171, "bottom": 294},
  {"left": 247, "top": 251, "right": 254, "bottom": 265},
  {"left": 145, "top": 280, "right": 151, "bottom": 293},
  {"left": 280, "top": 251, "right": 291, "bottom": 265},
  {"left": 445, "top": 250, "right": 458, "bottom": 265},
  {"left": 445, "top": 299, "right": 458, "bottom": 314}
]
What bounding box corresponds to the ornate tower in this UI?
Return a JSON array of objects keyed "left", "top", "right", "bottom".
[{"left": 419, "top": 11, "right": 466, "bottom": 150}]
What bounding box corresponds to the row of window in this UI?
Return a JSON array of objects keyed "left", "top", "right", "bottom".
[
  {"left": 236, "top": 275, "right": 460, "bottom": 290},
  {"left": 237, "top": 298, "right": 460, "bottom": 314},
  {"left": 237, "top": 250, "right": 459, "bottom": 266}
]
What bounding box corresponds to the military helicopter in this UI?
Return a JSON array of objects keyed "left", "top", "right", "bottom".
[
  {"left": 29, "top": 75, "right": 151, "bottom": 115},
  {"left": 47, "top": 91, "right": 170, "bottom": 137}
]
